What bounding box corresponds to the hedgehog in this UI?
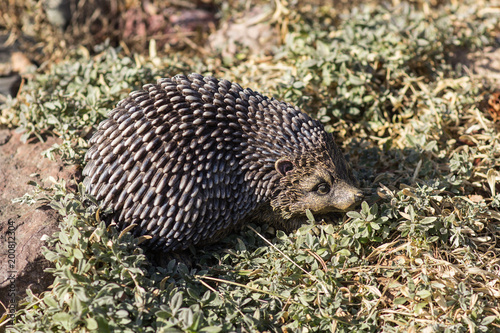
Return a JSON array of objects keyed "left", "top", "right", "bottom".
[{"left": 83, "top": 73, "right": 363, "bottom": 252}]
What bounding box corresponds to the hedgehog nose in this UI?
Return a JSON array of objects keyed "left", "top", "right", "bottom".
[
  {"left": 354, "top": 189, "right": 364, "bottom": 202},
  {"left": 353, "top": 190, "right": 364, "bottom": 206},
  {"left": 333, "top": 183, "right": 364, "bottom": 211}
]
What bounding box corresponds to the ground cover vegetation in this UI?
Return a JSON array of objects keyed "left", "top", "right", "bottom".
[{"left": 1, "top": 0, "right": 500, "bottom": 331}]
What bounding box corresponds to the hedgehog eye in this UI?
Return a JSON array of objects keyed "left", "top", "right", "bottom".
[
  {"left": 275, "top": 159, "right": 294, "bottom": 176},
  {"left": 315, "top": 183, "right": 330, "bottom": 195}
]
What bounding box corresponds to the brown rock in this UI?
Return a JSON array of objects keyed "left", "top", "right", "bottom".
[
  {"left": 208, "top": 6, "right": 278, "bottom": 59},
  {"left": 0, "top": 129, "right": 75, "bottom": 323},
  {"left": 453, "top": 46, "right": 500, "bottom": 82},
  {"left": 0, "top": 34, "right": 36, "bottom": 101}
]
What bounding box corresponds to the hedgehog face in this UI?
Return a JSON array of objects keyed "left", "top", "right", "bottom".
[
  {"left": 294, "top": 168, "right": 362, "bottom": 213},
  {"left": 271, "top": 157, "right": 363, "bottom": 219}
]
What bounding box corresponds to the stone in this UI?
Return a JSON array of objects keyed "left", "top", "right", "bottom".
[{"left": 0, "top": 129, "right": 75, "bottom": 323}]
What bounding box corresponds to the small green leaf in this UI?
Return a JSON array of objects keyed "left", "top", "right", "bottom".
[
  {"left": 481, "top": 316, "right": 497, "bottom": 326},
  {"left": 394, "top": 297, "right": 408, "bottom": 305},
  {"left": 85, "top": 318, "right": 98, "bottom": 330},
  {"left": 416, "top": 289, "right": 432, "bottom": 299}
]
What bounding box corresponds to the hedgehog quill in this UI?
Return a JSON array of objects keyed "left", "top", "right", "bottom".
[{"left": 83, "top": 74, "right": 363, "bottom": 252}]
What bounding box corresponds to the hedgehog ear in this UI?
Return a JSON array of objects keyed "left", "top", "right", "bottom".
[{"left": 275, "top": 159, "right": 294, "bottom": 176}]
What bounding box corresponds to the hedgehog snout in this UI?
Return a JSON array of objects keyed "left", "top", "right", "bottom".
[{"left": 330, "top": 181, "right": 364, "bottom": 211}]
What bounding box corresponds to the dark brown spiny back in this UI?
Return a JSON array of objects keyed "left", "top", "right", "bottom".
[{"left": 83, "top": 73, "right": 358, "bottom": 251}]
